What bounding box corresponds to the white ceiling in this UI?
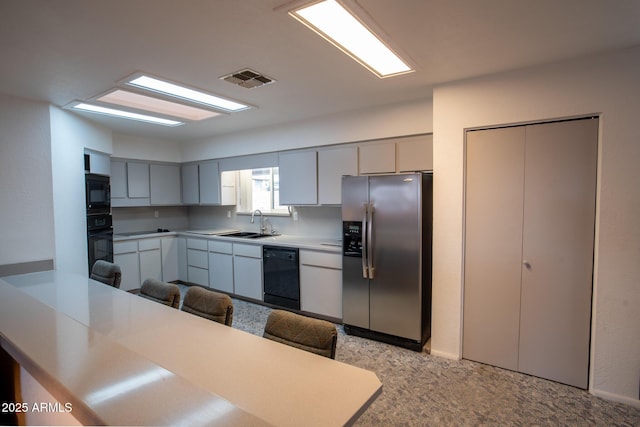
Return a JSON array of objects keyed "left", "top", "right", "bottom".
[{"left": 1, "top": 0, "right": 639, "bottom": 142}]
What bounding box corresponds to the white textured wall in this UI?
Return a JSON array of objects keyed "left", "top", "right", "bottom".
[
  {"left": 112, "top": 133, "right": 182, "bottom": 162},
  {"left": 0, "top": 94, "right": 54, "bottom": 266},
  {"left": 432, "top": 46, "right": 640, "bottom": 406},
  {"left": 182, "top": 98, "right": 433, "bottom": 161},
  {"left": 50, "top": 106, "right": 112, "bottom": 275}
]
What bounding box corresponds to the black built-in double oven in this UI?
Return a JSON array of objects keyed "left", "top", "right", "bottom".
[{"left": 85, "top": 173, "right": 113, "bottom": 273}]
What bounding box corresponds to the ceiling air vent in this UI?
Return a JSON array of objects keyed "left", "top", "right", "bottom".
[{"left": 220, "top": 69, "right": 275, "bottom": 89}]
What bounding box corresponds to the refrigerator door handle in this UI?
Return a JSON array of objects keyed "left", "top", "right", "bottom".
[
  {"left": 367, "top": 203, "right": 375, "bottom": 279},
  {"left": 361, "top": 207, "right": 369, "bottom": 278}
]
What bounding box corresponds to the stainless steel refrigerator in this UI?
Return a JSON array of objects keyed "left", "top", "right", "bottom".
[{"left": 342, "top": 173, "right": 432, "bottom": 351}]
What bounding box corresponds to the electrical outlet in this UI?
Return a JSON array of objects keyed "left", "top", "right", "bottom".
[
  {"left": 154, "top": 210, "right": 159, "bottom": 218},
  {"left": 227, "top": 210, "right": 231, "bottom": 218},
  {"left": 293, "top": 211, "right": 298, "bottom": 221}
]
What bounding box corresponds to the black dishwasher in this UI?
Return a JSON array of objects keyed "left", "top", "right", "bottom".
[{"left": 263, "top": 246, "right": 300, "bottom": 310}]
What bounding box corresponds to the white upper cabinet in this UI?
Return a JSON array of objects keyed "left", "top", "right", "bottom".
[
  {"left": 111, "top": 159, "right": 150, "bottom": 207},
  {"left": 397, "top": 134, "right": 433, "bottom": 172},
  {"left": 199, "top": 160, "right": 221, "bottom": 205},
  {"left": 279, "top": 151, "right": 318, "bottom": 205},
  {"left": 109, "top": 133, "right": 431, "bottom": 209},
  {"left": 110, "top": 160, "right": 127, "bottom": 199},
  {"left": 358, "top": 142, "right": 395, "bottom": 174},
  {"left": 84, "top": 149, "right": 111, "bottom": 175},
  {"left": 358, "top": 135, "right": 433, "bottom": 175},
  {"left": 127, "top": 162, "right": 150, "bottom": 199},
  {"left": 181, "top": 163, "right": 199, "bottom": 205},
  {"left": 114, "top": 160, "right": 182, "bottom": 207},
  {"left": 181, "top": 161, "right": 234, "bottom": 206},
  {"left": 318, "top": 146, "right": 357, "bottom": 205},
  {"left": 150, "top": 163, "right": 181, "bottom": 205}
]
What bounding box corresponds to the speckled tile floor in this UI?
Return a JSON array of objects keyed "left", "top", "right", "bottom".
[{"left": 178, "top": 286, "right": 640, "bottom": 426}]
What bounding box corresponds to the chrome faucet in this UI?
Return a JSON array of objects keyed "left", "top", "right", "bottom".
[
  {"left": 251, "top": 209, "right": 265, "bottom": 233},
  {"left": 264, "top": 217, "right": 276, "bottom": 235}
]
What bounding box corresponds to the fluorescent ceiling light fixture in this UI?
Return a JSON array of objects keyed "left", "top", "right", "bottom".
[
  {"left": 126, "top": 75, "right": 250, "bottom": 112},
  {"left": 290, "top": 0, "right": 413, "bottom": 78},
  {"left": 97, "top": 89, "right": 221, "bottom": 121},
  {"left": 71, "top": 103, "right": 183, "bottom": 126}
]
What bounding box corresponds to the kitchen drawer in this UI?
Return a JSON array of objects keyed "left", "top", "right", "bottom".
[
  {"left": 114, "top": 240, "right": 138, "bottom": 255},
  {"left": 187, "top": 238, "right": 208, "bottom": 250},
  {"left": 188, "top": 266, "right": 209, "bottom": 287},
  {"left": 187, "top": 249, "right": 208, "bottom": 268},
  {"left": 233, "top": 243, "right": 261, "bottom": 258},
  {"left": 209, "top": 240, "right": 233, "bottom": 254},
  {"left": 300, "top": 250, "right": 342, "bottom": 269},
  {"left": 138, "top": 238, "right": 161, "bottom": 251}
]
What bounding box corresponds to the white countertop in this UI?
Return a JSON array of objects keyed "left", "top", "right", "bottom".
[
  {"left": 114, "top": 229, "right": 343, "bottom": 252},
  {"left": 0, "top": 271, "right": 381, "bottom": 426}
]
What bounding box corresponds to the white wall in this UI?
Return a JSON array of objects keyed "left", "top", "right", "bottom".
[
  {"left": 182, "top": 98, "right": 433, "bottom": 161},
  {"left": 112, "top": 133, "right": 182, "bottom": 162},
  {"left": 432, "top": 46, "right": 640, "bottom": 406},
  {"left": 49, "top": 106, "right": 112, "bottom": 275},
  {"left": 0, "top": 94, "right": 54, "bottom": 266}
]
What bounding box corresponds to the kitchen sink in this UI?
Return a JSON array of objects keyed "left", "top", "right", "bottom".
[{"left": 221, "top": 231, "right": 278, "bottom": 239}]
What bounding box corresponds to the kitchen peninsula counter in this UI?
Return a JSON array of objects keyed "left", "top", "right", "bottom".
[{"left": 0, "top": 271, "right": 381, "bottom": 426}]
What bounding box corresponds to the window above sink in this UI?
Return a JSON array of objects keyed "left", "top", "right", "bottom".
[{"left": 232, "top": 167, "right": 289, "bottom": 215}]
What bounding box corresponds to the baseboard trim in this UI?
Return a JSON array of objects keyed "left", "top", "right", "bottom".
[
  {"left": 592, "top": 389, "right": 640, "bottom": 409},
  {"left": 0, "top": 260, "right": 54, "bottom": 277},
  {"left": 429, "top": 349, "right": 461, "bottom": 360}
]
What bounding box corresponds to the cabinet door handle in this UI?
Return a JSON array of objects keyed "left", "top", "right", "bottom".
[{"left": 523, "top": 260, "right": 532, "bottom": 270}]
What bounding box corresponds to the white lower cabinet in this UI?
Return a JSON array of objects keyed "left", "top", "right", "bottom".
[
  {"left": 115, "top": 234, "right": 344, "bottom": 319},
  {"left": 114, "top": 241, "right": 140, "bottom": 292},
  {"left": 161, "top": 236, "right": 179, "bottom": 282},
  {"left": 233, "top": 243, "right": 262, "bottom": 300},
  {"left": 114, "top": 238, "right": 164, "bottom": 291},
  {"left": 187, "top": 238, "right": 209, "bottom": 286},
  {"left": 208, "top": 241, "right": 234, "bottom": 293},
  {"left": 299, "top": 250, "right": 342, "bottom": 319},
  {"left": 138, "top": 238, "right": 162, "bottom": 283},
  {"left": 177, "top": 237, "right": 187, "bottom": 282}
]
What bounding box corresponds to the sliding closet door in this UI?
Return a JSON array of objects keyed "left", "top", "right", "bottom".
[
  {"left": 463, "top": 126, "right": 525, "bottom": 371},
  {"left": 518, "top": 119, "right": 598, "bottom": 388}
]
